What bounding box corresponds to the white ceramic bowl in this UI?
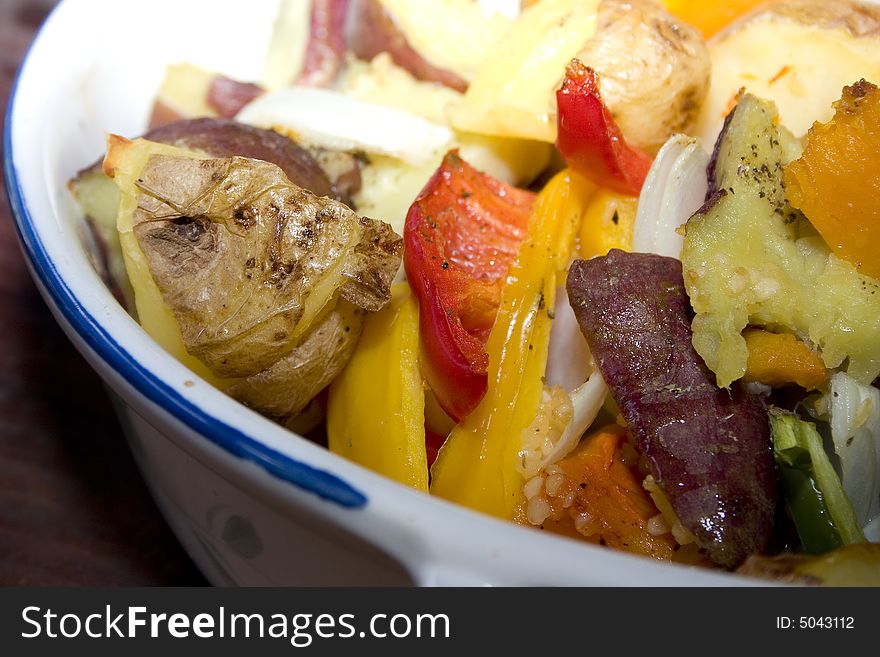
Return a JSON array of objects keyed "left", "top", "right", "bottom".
[{"left": 5, "top": 0, "right": 750, "bottom": 586}]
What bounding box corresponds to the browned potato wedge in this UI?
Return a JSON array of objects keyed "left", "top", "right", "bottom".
[
  {"left": 70, "top": 119, "right": 348, "bottom": 316},
  {"left": 227, "top": 301, "right": 365, "bottom": 419}
]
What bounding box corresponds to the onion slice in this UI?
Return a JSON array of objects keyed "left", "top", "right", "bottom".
[
  {"left": 539, "top": 372, "right": 608, "bottom": 470},
  {"left": 545, "top": 283, "right": 592, "bottom": 393},
  {"left": 632, "top": 134, "right": 709, "bottom": 258},
  {"left": 236, "top": 87, "right": 453, "bottom": 165},
  {"left": 827, "top": 372, "right": 880, "bottom": 529}
]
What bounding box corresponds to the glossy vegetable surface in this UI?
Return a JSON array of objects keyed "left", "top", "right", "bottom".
[
  {"left": 328, "top": 283, "right": 428, "bottom": 490},
  {"left": 784, "top": 79, "right": 880, "bottom": 280},
  {"left": 430, "top": 170, "right": 589, "bottom": 519},
  {"left": 403, "top": 151, "right": 533, "bottom": 421},
  {"left": 567, "top": 250, "right": 777, "bottom": 568},
  {"left": 683, "top": 93, "right": 880, "bottom": 389},
  {"left": 556, "top": 60, "right": 652, "bottom": 196},
  {"left": 770, "top": 408, "right": 865, "bottom": 554}
]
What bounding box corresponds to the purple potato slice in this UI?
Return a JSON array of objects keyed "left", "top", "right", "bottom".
[{"left": 566, "top": 249, "right": 777, "bottom": 568}]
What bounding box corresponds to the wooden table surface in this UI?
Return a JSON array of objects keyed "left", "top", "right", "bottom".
[{"left": 0, "top": 0, "right": 207, "bottom": 586}]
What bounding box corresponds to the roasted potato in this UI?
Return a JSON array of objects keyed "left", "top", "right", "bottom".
[
  {"left": 577, "top": 0, "right": 711, "bottom": 153},
  {"left": 450, "top": 0, "right": 709, "bottom": 152},
  {"left": 347, "top": 0, "right": 514, "bottom": 89},
  {"left": 695, "top": 0, "right": 880, "bottom": 144}
]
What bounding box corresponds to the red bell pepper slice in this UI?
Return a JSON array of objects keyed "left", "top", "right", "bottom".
[
  {"left": 556, "top": 59, "right": 653, "bottom": 196},
  {"left": 404, "top": 151, "right": 534, "bottom": 422},
  {"left": 425, "top": 426, "right": 447, "bottom": 469}
]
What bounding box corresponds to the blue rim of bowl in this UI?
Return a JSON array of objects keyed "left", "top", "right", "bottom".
[{"left": 1, "top": 12, "right": 367, "bottom": 510}]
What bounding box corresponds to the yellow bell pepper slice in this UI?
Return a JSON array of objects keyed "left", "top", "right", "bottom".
[
  {"left": 578, "top": 188, "right": 637, "bottom": 259},
  {"left": 327, "top": 283, "right": 428, "bottom": 491},
  {"left": 430, "top": 170, "right": 591, "bottom": 519}
]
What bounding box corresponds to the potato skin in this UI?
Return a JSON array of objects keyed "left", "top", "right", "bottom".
[
  {"left": 144, "top": 118, "right": 344, "bottom": 203},
  {"left": 578, "top": 0, "right": 711, "bottom": 154},
  {"left": 696, "top": 0, "right": 880, "bottom": 144},
  {"left": 717, "top": 0, "right": 880, "bottom": 40},
  {"left": 116, "top": 146, "right": 401, "bottom": 379},
  {"left": 227, "top": 302, "right": 365, "bottom": 420},
  {"left": 347, "top": 0, "right": 468, "bottom": 92},
  {"left": 76, "top": 118, "right": 350, "bottom": 204}
]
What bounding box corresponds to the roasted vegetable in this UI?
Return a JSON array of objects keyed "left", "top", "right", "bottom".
[
  {"left": 578, "top": 186, "right": 636, "bottom": 259},
  {"left": 262, "top": 0, "right": 314, "bottom": 90},
  {"left": 68, "top": 165, "right": 135, "bottom": 309},
  {"left": 574, "top": 0, "right": 710, "bottom": 154},
  {"left": 631, "top": 134, "right": 710, "bottom": 259},
  {"left": 784, "top": 79, "right": 880, "bottom": 280},
  {"left": 567, "top": 250, "right": 777, "bottom": 568},
  {"left": 431, "top": 169, "right": 589, "bottom": 520},
  {"left": 149, "top": 61, "right": 265, "bottom": 127},
  {"left": 70, "top": 118, "right": 345, "bottom": 308},
  {"left": 450, "top": 0, "right": 709, "bottom": 150},
  {"left": 327, "top": 283, "right": 428, "bottom": 490},
  {"left": 770, "top": 408, "right": 865, "bottom": 555},
  {"left": 742, "top": 329, "right": 828, "bottom": 391},
  {"left": 556, "top": 61, "right": 653, "bottom": 196},
  {"left": 403, "top": 151, "right": 533, "bottom": 422},
  {"left": 148, "top": 63, "right": 218, "bottom": 129},
  {"left": 145, "top": 118, "right": 340, "bottom": 202},
  {"left": 662, "top": 0, "right": 769, "bottom": 38},
  {"left": 694, "top": 0, "right": 880, "bottom": 145},
  {"left": 348, "top": 0, "right": 471, "bottom": 91},
  {"left": 738, "top": 543, "right": 880, "bottom": 586},
  {"left": 682, "top": 93, "right": 880, "bottom": 389},
  {"left": 206, "top": 77, "right": 265, "bottom": 120},
  {"left": 530, "top": 425, "right": 678, "bottom": 560},
  {"left": 228, "top": 300, "right": 365, "bottom": 420},
  {"left": 296, "top": 0, "right": 350, "bottom": 87},
  {"left": 104, "top": 136, "right": 401, "bottom": 417},
  {"left": 821, "top": 373, "right": 880, "bottom": 531},
  {"left": 71, "top": 118, "right": 357, "bottom": 411}
]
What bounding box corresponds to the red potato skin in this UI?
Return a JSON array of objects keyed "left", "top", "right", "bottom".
[
  {"left": 404, "top": 151, "right": 533, "bottom": 422},
  {"left": 148, "top": 99, "right": 187, "bottom": 131},
  {"left": 143, "top": 118, "right": 341, "bottom": 202},
  {"left": 346, "top": 0, "right": 468, "bottom": 92},
  {"left": 556, "top": 60, "right": 653, "bottom": 196},
  {"left": 298, "top": 0, "right": 351, "bottom": 87},
  {"left": 77, "top": 118, "right": 353, "bottom": 205},
  {"left": 566, "top": 250, "right": 778, "bottom": 568},
  {"left": 206, "top": 77, "right": 265, "bottom": 118}
]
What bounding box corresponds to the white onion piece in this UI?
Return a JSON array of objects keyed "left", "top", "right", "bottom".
[
  {"left": 632, "top": 134, "right": 709, "bottom": 259},
  {"left": 828, "top": 372, "right": 880, "bottom": 528},
  {"left": 539, "top": 372, "right": 608, "bottom": 470},
  {"left": 545, "top": 284, "right": 593, "bottom": 393},
  {"left": 236, "top": 87, "right": 453, "bottom": 165}
]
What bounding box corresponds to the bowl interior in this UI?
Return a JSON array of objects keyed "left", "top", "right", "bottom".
[{"left": 6, "top": 0, "right": 758, "bottom": 586}]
